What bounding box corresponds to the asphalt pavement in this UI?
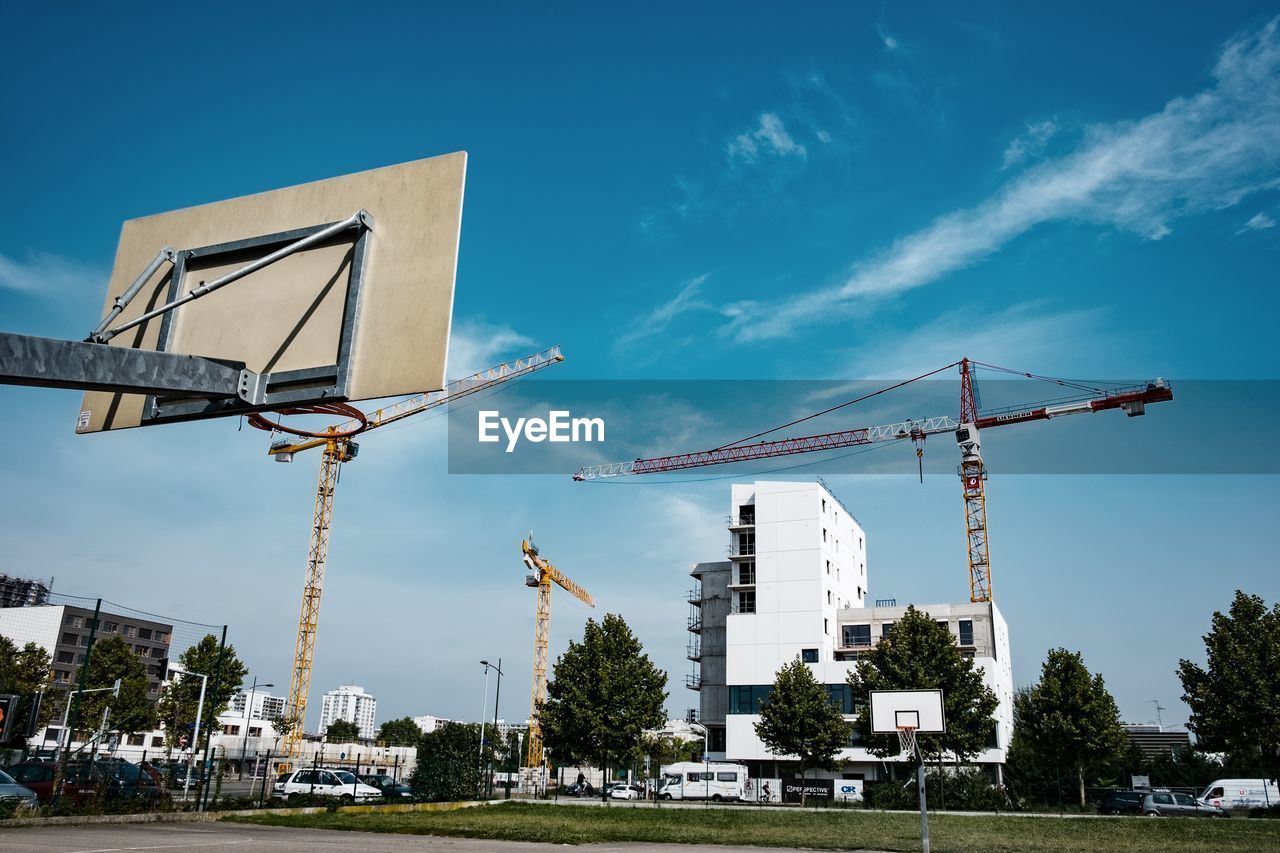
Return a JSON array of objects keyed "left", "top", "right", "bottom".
[{"left": 0, "top": 821, "right": 809, "bottom": 853}]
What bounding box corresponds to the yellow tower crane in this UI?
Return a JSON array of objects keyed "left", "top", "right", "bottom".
[
  {"left": 251, "top": 347, "right": 564, "bottom": 764},
  {"left": 520, "top": 538, "right": 594, "bottom": 768}
]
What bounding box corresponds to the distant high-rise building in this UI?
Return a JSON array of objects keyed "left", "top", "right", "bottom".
[
  {"left": 0, "top": 574, "right": 51, "bottom": 608},
  {"left": 230, "top": 690, "right": 287, "bottom": 722},
  {"left": 319, "top": 684, "right": 377, "bottom": 740}
]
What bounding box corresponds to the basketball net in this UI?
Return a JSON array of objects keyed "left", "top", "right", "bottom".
[{"left": 897, "top": 726, "right": 918, "bottom": 758}]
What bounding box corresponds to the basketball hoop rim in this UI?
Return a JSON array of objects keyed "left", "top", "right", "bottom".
[{"left": 245, "top": 402, "right": 369, "bottom": 439}]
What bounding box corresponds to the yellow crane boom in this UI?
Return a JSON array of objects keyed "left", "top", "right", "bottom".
[
  {"left": 520, "top": 538, "right": 593, "bottom": 768},
  {"left": 268, "top": 347, "right": 564, "bottom": 764}
]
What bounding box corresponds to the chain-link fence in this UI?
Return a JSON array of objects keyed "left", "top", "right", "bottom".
[{"left": 0, "top": 590, "right": 237, "bottom": 814}]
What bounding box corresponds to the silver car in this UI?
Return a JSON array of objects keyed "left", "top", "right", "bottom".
[
  {"left": 0, "top": 768, "right": 38, "bottom": 811},
  {"left": 1141, "top": 791, "right": 1229, "bottom": 817}
]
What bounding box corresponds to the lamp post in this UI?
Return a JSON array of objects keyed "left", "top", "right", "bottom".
[
  {"left": 482, "top": 659, "right": 503, "bottom": 797},
  {"left": 169, "top": 665, "right": 208, "bottom": 803},
  {"left": 477, "top": 661, "right": 491, "bottom": 795},
  {"left": 238, "top": 677, "right": 274, "bottom": 780},
  {"left": 689, "top": 722, "right": 709, "bottom": 803}
]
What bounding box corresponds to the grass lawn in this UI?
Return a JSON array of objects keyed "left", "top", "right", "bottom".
[{"left": 225, "top": 801, "right": 1280, "bottom": 851}]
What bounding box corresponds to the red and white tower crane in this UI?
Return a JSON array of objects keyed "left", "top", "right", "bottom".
[{"left": 573, "top": 358, "right": 1172, "bottom": 603}]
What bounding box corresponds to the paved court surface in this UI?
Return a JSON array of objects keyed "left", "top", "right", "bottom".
[{"left": 0, "top": 822, "right": 825, "bottom": 853}]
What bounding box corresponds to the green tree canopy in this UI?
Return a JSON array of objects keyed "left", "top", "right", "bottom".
[
  {"left": 1014, "top": 648, "right": 1128, "bottom": 808},
  {"left": 754, "top": 657, "right": 851, "bottom": 776},
  {"left": 0, "top": 637, "right": 54, "bottom": 745},
  {"left": 78, "top": 634, "right": 156, "bottom": 737},
  {"left": 538, "top": 613, "right": 668, "bottom": 772},
  {"left": 1178, "top": 590, "right": 1280, "bottom": 772},
  {"left": 637, "top": 732, "right": 702, "bottom": 773},
  {"left": 410, "top": 721, "right": 483, "bottom": 801},
  {"left": 326, "top": 718, "right": 361, "bottom": 742},
  {"left": 378, "top": 716, "right": 423, "bottom": 746},
  {"left": 155, "top": 634, "right": 247, "bottom": 749},
  {"left": 847, "top": 605, "right": 999, "bottom": 762}
]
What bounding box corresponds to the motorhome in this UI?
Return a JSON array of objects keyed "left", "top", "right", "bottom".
[
  {"left": 1198, "top": 778, "right": 1278, "bottom": 810},
  {"left": 658, "top": 762, "right": 749, "bottom": 801}
]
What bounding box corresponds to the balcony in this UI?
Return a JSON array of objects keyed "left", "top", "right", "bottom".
[
  {"left": 727, "top": 542, "right": 756, "bottom": 560},
  {"left": 685, "top": 673, "right": 702, "bottom": 690},
  {"left": 726, "top": 571, "right": 756, "bottom": 588},
  {"left": 687, "top": 613, "right": 702, "bottom": 633},
  {"left": 686, "top": 587, "right": 703, "bottom": 605},
  {"left": 726, "top": 514, "right": 756, "bottom": 529},
  {"left": 687, "top": 637, "right": 701, "bottom": 661}
]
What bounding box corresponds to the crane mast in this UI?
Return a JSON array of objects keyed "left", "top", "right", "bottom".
[
  {"left": 520, "top": 538, "right": 594, "bottom": 768},
  {"left": 265, "top": 347, "right": 564, "bottom": 764},
  {"left": 572, "top": 359, "right": 1172, "bottom": 605}
]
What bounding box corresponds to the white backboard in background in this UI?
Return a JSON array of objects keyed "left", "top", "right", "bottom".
[{"left": 869, "top": 689, "right": 946, "bottom": 733}]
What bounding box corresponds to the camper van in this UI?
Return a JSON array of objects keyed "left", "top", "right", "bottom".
[
  {"left": 1198, "top": 778, "right": 1278, "bottom": 810},
  {"left": 658, "top": 762, "right": 749, "bottom": 801}
]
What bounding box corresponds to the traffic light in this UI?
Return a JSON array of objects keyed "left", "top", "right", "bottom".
[
  {"left": 0, "top": 694, "right": 18, "bottom": 741},
  {"left": 21, "top": 692, "right": 43, "bottom": 738}
]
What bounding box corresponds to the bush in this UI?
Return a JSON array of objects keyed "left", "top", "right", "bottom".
[{"left": 863, "top": 766, "right": 1009, "bottom": 812}]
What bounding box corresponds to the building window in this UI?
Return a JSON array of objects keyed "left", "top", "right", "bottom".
[
  {"left": 152, "top": 736, "right": 164, "bottom": 747},
  {"left": 824, "top": 618, "right": 829, "bottom": 635},
  {"left": 857, "top": 586, "right": 862, "bottom": 600},
  {"left": 736, "top": 589, "right": 756, "bottom": 614},
  {"left": 56, "top": 651, "right": 74, "bottom": 664},
  {"left": 64, "top": 615, "right": 81, "bottom": 627},
  {"left": 80, "top": 635, "right": 90, "bottom": 647},
  {"left": 959, "top": 620, "right": 974, "bottom": 647},
  {"left": 738, "top": 562, "right": 755, "bottom": 585},
  {"left": 843, "top": 624, "right": 872, "bottom": 647},
  {"left": 881, "top": 622, "right": 895, "bottom": 638},
  {"left": 123, "top": 625, "right": 136, "bottom": 638},
  {"left": 55, "top": 670, "right": 71, "bottom": 683},
  {"left": 801, "top": 648, "right": 819, "bottom": 663},
  {"left": 859, "top": 537, "right": 863, "bottom": 550},
  {"left": 822, "top": 528, "right": 827, "bottom": 542},
  {"left": 103, "top": 621, "right": 118, "bottom": 633},
  {"left": 138, "top": 628, "right": 152, "bottom": 640},
  {"left": 826, "top": 560, "right": 831, "bottom": 574},
  {"left": 61, "top": 632, "right": 78, "bottom": 645},
  {"left": 127, "top": 733, "right": 145, "bottom": 746},
  {"left": 155, "top": 632, "right": 169, "bottom": 644}
]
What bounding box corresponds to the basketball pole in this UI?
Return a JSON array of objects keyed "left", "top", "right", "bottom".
[{"left": 914, "top": 737, "right": 930, "bottom": 853}]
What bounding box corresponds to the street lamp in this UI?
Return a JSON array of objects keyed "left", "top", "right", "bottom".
[
  {"left": 239, "top": 676, "right": 274, "bottom": 780},
  {"left": 169, "top": 665, "right": 208, "bottom": 805},
  {"left": 480, "top": 659, "right": 504, "bottom": 797}
]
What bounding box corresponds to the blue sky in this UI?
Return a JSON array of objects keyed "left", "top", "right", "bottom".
[{"left": 2, "top": 2, "right": 1278, "bottom": 734}]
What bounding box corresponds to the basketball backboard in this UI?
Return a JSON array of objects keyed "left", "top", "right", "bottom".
[
  {"left": 869, "top": 689, "right": 946, "bottom": 734},
  {"left": 75, "top": 152, "right": 466, "bottom": 433}
]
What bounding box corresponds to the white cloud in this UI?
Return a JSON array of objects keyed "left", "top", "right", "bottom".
[
  {"left": 0, "top": 250, "right": 103, "bottom": 295},
  {"left": 616, "top": 274, "right": 713, "bottom": 349},
  {"left": 883, "top": 35, "right": 899, "bottom": 50},
  {"left": 722, "top": 18, "right": 1280, "bottom": 342},
  {"left": 446, "top": 317, "right": 535, "bottom": 377},
  {"left": 727, "top": 113, "right": 807, "bottom": 164},
  {"left": 1237, "top": 211, "right": 1276, "bottom": 233},
  {"left": 1002, "top": 119, "right": 1058, "bottom": 169}
]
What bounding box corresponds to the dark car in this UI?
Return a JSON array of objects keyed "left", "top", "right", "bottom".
[
  {"left": 358, "top": 774, "right": 413, "bottom": 799},
  {"left": 5, "top": 760, "right": 97, "bottom": 805},
  {"left": 1141, "top": 791, "right": 1229, "bottom": 817},
  {"left": 1099, "top": 790, "right": 1146, "bottom": 815},
  {"left": 563, "top": 781, "right": 595, "bottom": 797}
]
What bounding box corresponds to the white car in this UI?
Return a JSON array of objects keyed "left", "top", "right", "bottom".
[
  {"left": 274, "top": 768, "right": 382, "bottom": 802},
  {"left": 609, "top": 783, "right": 645, "bottom": 800}
]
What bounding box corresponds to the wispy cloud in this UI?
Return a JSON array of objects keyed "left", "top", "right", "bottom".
[
  {"left": 616, "top": 274, "right": 713, "bottom": 349},
  {"left": 1237, "top": 211, "right": 1276, "bottom": 233},
  {"left": 1002, "top": 119, "right": 1058, "bottom": 169},
  {"left": 723, "top": 18, "right": 1280, "bottom": 342},
  {"left": 727, "top": 113, "right": 807, "bottom": 165},
  {"left": 0, "top": 250, "right": 103, "bottom": 295},
  {"left": 447, "top": 317, "right": 534, "bottom": 377}
]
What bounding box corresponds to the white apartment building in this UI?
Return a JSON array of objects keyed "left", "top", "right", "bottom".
[
  {"left": 690, "top": 480, "right": 1013, "bottom": 781},
  {"left": 412, "top": 714, "right": 457, "bottom": 734},
  {"left": 319, "top": 684, "right": 378, "bottom": 740},
  {"left": 229, "top": 690, "right": 286, "bottom": 722}
]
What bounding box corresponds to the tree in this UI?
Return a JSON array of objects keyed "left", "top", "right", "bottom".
[
  {"left": 156, "top": 634, "right": 247, "bottom": 749},
  {"left": 1014, "top": 648, "right": 1128, "bottom": 808},
  {"left": 1178, "top": 590, "right": 1280, "bottom": 773},
  {"left": 847, "top": 605, "right": 999, "bottom": 762},
  {"left": 78, "top": 635, "right": 157, "bottom": 737},
  {"left": 411, "top": 721, "right": 483, "bottom": 801},
  {"left": 538, "top": 613, "right": 668, "bottom": 776},
  {"left": 326, "top": 719, "right": 361, "bottom": 742},
  {"left": 637, "top": 732, "right": 702, "bottom": 773},
  {"left": 0, "top": 637, "right": 54, "bottom": 745},
  {"left": 378, "top": 716, "right": 422, "bottom": 746},
  {"left": 754, "top": 657, "right": 851, "bottom": 777}
]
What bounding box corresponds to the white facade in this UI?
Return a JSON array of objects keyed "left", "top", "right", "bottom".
[
  {"left": 712, "top": 480, "right": 1013, "bottom": 777},
  {"left": 724, "top": 480, "right": 867, "bottom": 690},
  {"left": 319, "top": 684, "right": 377, "bottom": 740},
  {"left": 412, "top": 714, "right": 457, "bottom": 734},
  {"left": 0, "top": 603, "right": 63, "bottom": 652}
]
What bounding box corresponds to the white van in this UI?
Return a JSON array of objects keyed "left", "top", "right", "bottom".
[
  {"left": 1198, "top": 778, "right": 1278, "bottom": 810},
  {"left": 658, "top": 762, "right": 748, "bottom": 801}
]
